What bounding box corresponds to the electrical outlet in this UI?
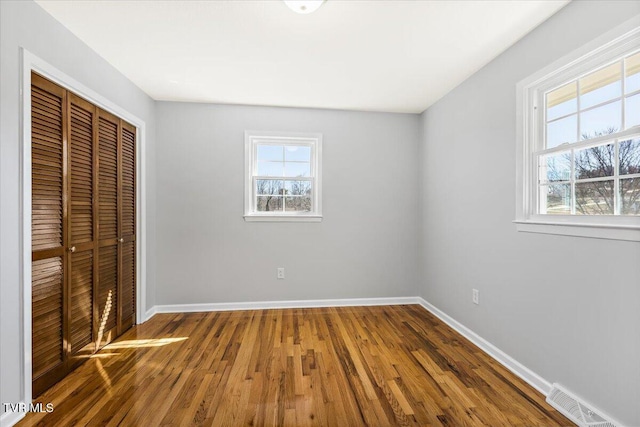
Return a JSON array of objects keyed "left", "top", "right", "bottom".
[
  {"left": 472, "top": 289, "right": 479, "bottom": 305},
  {"left": 277, "top": 268, "right": 285, "bottom": 279}
]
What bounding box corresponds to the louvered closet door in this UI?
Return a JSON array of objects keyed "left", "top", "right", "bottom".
[
  {"left": 31, "top": 73, "right": 68, "bottom": 396},
  {"left": 31, "top": 73, "right": 138, "bottom": 396},
  {"left": 97, "top": 109, "right": 120, "bottom": 349},
  {"left": 119, "top": 122, "right": 136, "bottom": 331},
  {"left": 68, "top": 94, "right": 97, "bottom": 366}
]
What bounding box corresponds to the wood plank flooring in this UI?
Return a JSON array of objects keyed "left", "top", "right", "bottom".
[{"left": 18, "top": 305, "right": 573, "bottom": 426}]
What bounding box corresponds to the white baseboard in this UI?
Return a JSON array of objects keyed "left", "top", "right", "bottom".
[
  {"left": 0, "top": 409, "right": 26, "bottom": 427},
  {"left": 416, "top": 297, "right": 552, "bottom": 396},
  {"left": 143, "top": 305, "right": 157, "bottom": 322},
  {"left": 151, "top": 296, "right": 421, "bottom": 315}
]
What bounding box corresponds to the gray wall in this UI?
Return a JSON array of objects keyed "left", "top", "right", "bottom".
[
  {"left": 0, "top": 0, "right": 157, "bottom": 414},
  {"left": 155, "top": 102, "right": 420, "bottom": 305},
  {"left": 419, "top": 1, "right": 640, "bottom": 425}
]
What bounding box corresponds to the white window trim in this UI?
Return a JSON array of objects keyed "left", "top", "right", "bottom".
[
  {"left": 515, "top": 17, "right": 640, "bottom": 242},
  {"left": 244, "top": 130, "right": 323, "bottom": 222}
]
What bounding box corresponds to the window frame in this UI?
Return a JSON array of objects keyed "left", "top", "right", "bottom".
[
  {"left": 515, "top": 20, "right": 640, "bottom": 241},
  {"left": 244, "top": 130, "right": 323, "bottom": 222}
]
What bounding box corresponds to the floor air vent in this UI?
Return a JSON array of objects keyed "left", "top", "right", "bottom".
[{"left": 546, "top": 384, "right": 620, "bottom": 427}]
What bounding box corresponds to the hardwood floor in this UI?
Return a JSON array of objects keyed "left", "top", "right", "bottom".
[{"left": 18, "top": 305, "right": 572, "bottom": 426}]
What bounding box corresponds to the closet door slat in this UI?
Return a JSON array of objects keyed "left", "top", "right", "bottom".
[
  {"left": 119, "top": 123, "right": 136, "bottom": 329},
  {"left": 68, "top": 94, "right": 96, "bottom": 361},
  {"left": 32, "top": 81, "right": 64, "bottom": 252},
  {"left": 98, "top": 115, "right": 118, "bottom": 240},
  {"left": 32, "top": 257, "right": 64, "bottom": 378},
  {"left": 31, "top": 73, "right": 68, "bottom": 397},
  {"left": 96, "top": 109, "right": 120, "bottom": 348}
]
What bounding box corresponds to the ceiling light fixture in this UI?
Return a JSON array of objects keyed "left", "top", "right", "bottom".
[{"left": 283, "top": 0, "right": 325, "bottom": 15}]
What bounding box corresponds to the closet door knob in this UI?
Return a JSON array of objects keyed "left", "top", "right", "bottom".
[
  {"left": 119, "top": 238, "right": 124, "bottom": 243},
  {"left": 69, "top": 246, "right": 76, "bottom": 253}
]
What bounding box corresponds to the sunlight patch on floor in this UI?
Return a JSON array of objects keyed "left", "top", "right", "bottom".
[
  {"left": 72, "top": 352, "right": 121, "bottom": 360},
  {"left": 104, "top": 337, "right": 188, "bottom": 349}
]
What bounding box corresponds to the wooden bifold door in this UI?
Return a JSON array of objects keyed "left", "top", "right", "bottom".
[{"left": 31, "top": 72, "right": 136, "bottom": 397}]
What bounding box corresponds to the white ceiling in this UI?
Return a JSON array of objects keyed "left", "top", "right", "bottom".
[{"left": 35, "top": 0, "right": 568, "bottom": 113}]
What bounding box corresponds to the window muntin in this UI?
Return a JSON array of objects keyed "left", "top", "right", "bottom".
[
  {"left": 537, "top": 51, "right": 640, "bottom": 217},
  {"left": 245, "top": 132, "right": 321, "bottom": 220},
  {"left": 625, "top": 51, "right": 640, "bottom": 93}
]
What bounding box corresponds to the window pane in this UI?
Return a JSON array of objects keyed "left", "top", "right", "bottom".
[
  {"left": 285, "top": 145, "right": 311, "bottom": 162},
  {"left": 284, "top": 162, "right": 310, "bottom": 177},
  {"left": 619, "top": 138, "right": 640, "bottom": 175},
  {"left": 284, "top": 180, "right": 311, "bottom": 196},
  {"left": 580, "top": 101, "right": 621, "bottom": 140},
  {"left": 575, "top": 180, "right": 614, "bottom": 215},
  {"left": 625, "top": 51, "right": 640, "bottom": 94},
  {"left": 579, "top": 62, "right": 621, "bottom": 109},
  {"left": 257, "top": 161, "right": 284, "bottom": 177},
  {"left": 257, "top": 145, "right": 283, "bottom": 161},
  {"left": 625, "top": 93, "right": 640, "bottom": 129},
  {"left": 546, "top": 82, "right": 577, "bottom": 121},
  {"left": 257, "top": 196, "right": 283, "bottom": 212},
  {"left": 540, "top": 152, "right": 571, "bottom": 183},
  {"left": 256, "top": 179, "right": 283, "bottom": 195},
  {"left": 285, "top": 196, "right": 312, "bottom": 212},
  {"left": 621, "top": 177, "right": 640, "bottom": 215},
  {"left": 540, "top": 183, "right": 571, "bottom": 214},
  {"left": 547, "top": 114, "right": 577, "bottom": 148},
  {"left": 574, "top": 143, "right": 614, "bottom": 179}
]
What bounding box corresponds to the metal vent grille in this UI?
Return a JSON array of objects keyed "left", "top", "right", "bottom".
[{"left": 546, "top": 384, "right": 620, "bottom": 427}]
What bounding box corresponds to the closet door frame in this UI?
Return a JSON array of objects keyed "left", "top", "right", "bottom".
[{"left": 20, "top": 50, "right": 148, "bottom": 406}]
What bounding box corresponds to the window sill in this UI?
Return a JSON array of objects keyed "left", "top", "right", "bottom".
[
  {"left": 244, "top": 214, "right": 323, "bottom": 223},
  {"left": 514, "top": 219, "right": 640, "bottom": 242}
]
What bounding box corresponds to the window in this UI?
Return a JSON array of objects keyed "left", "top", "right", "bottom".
[
  {"left": 516, "top": 24, "right": 640, "bottom": 241},
  {"left": 244, "top": 131, "right": 322, "bottom": 222}
]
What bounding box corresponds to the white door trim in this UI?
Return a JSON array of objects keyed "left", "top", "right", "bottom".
[{"left": 19, "top": 49, "right": 148, "bottom": 407}]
